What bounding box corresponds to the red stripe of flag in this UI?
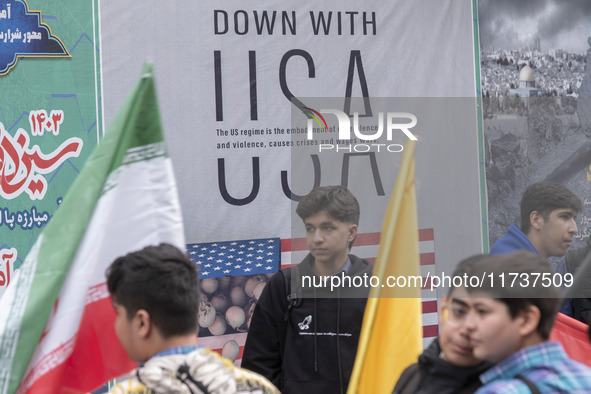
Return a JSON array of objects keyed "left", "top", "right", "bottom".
[
  {"left": 418, "top": 228, "right": 434, "bottom": 241},
  {"left": 22, "top": 297, "right": 136, "bottom": 392},
  {"left": 354, "top": 233, "right": 381, "bottom": 246},
  {"left": 420, "top": 253, "right": 435, "bottom": 266},
  {"left": 422, "top": 300, "right": 438, "bottom": 314},
  {"left": 423, "top": 325, "right": 439, "bottom": 338}
]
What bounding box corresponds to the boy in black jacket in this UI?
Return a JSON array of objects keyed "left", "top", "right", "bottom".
[
  {"left": 392, "top": 255, "right": 491, "bottom": 394},
  {"left": 242, "top": 186, "right": 373, "bottom": 393}
]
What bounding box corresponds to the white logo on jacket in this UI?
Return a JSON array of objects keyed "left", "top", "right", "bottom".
[{"left": 298, "top": 315, "right": 312, "bottom": 330}]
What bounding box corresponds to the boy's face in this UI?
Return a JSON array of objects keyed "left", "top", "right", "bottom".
[
  {"left": 438, "top": 287, "right": 482, "bottom": 367},
  {"left": 304, "top": 210, "right": 357, "bottom": 268},
  {"left": 533, "top": 207, "right": 577, "bottom": 258},
  {"left": 462, "top": 295, "right": 523, "bottom": 364}
]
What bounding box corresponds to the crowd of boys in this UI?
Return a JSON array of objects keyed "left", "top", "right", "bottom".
[{"left": 103, "top": 182, "right": 591, "bottom": 393}]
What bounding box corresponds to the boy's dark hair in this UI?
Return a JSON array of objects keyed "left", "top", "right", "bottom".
[
  {"left": 520, "top": 182, "right": 582, "bottom": 234},
  {"left": 448, "top": 254, "right": 488, "bottom": 297},
  {"left": 106, "top": 243, "right": 199, "bottom": 338},
  {"left": 296, "top": 186, "right": 360, "bottom": 248},
  {"left": 296, "top": 186, "right": 360, "bottom": 224},
  {"left": 466, "top": 251, "right": 561, "bottom": 339}
]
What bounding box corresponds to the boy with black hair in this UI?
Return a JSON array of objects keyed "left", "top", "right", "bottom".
[
  {"left": 459, "top": 251, "right": 591, "bottom": 393},
  {"left": 392, "top": 255, "right": 491, "bottom": 394},
  {"left": 242, "top": 186, "right": 373, "bottom": 393},
  {"left": 490, "top": 181, "right": 581, "bottom": 259},
  {"left": 106, "top": 243, "right": 279, "bottom": 393}
]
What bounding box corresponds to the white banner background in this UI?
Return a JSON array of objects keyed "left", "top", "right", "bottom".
[{"left": 98, "top": 0, "right": 485, "bottom": 286}]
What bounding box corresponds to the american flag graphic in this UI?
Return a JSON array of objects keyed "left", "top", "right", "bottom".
[{"left": 191, "top": 229, "right": 438, "bottom": 364}]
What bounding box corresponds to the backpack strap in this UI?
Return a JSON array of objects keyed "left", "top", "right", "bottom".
[
  {"left": 516, "top": 374, "right": 541, "bottom": 394},
  {"left": 283, "top": 265, "right": 302, "bottom": 322}
]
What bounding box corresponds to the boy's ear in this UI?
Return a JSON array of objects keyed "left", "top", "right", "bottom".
[
  {"left": 530, "top": 211, "right": 544, "bottom": 231},
  {"left": 517, "top": 305, "right": 541, "bottom": 337},
  {"left": 133, "top": 309, "right": 153, "bottom": 339},
  {"left": 438, "top": 297, "right": 448, "bottom": 324},
  {"left": 348, "top": 223, "right": 358, "bottom": 242}
]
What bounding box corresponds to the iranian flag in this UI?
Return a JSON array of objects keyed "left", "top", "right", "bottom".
[{"left": 0, "top": 63, "right": 185, "bottom": 393}]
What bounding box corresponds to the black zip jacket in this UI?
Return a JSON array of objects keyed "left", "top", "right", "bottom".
[
  {"left": 241, "top": 254, "right": 373, "bottom": 394},
  {"left": 392, "top": 337, "right": 491, "bottom": 394}
]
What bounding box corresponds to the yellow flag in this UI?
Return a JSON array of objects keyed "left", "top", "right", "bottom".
[{"left": 347, "top": 140, "right": 422, "bottom": 394}]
